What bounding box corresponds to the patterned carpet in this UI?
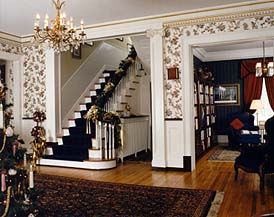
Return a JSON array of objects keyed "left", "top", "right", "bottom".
[
  {"left": 34, "top": 174, "right": 216, "bottom": 217},
  {"left": 208, "top": 147, "right": 240, "bottom": 162}
]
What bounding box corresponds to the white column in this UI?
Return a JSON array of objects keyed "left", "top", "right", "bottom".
[
  {"left": 147, "top": 29, "right": 166, "bottom": 168},
  {"left": 45, "top": 50, "right": 60, "bottom": 142},
  {"left": 182, "top": 39, "right": 196, "bottom": 171}
]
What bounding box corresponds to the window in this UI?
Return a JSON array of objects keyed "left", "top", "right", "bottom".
[{"left": 257, "top": 79, "right": 273, "bottom": 123}]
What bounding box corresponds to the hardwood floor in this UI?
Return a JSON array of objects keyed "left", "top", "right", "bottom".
[{"left": 38, "top": 147, "right": 274, "bottom": 217}]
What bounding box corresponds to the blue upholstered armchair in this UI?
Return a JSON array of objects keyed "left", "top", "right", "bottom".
[
  {"left": 227, "top": 112, "right": 261, "bottom": 149},
  {"left": 234, "top": 115, "right": 274, "bottom": 189}
]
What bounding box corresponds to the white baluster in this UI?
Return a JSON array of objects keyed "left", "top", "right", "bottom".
[
  {"left": 108, "top": 124, "right": 112, "bottom": 159},
  {"left": 95, "top": 120, "right": 98, "bottom": 149},
  {"left": 112, "top": 125, "right": 115, "bottom": 159},
  {"left": 99, "top": 121, "right": 103, "bottom": 159},
  {"left": 104, "top": 123, "right": 108, "bottom": 159}
]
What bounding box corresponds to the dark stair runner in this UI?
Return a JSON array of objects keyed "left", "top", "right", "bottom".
[{"left": 44, "top": 70, "right": 116, "bottom": 161}]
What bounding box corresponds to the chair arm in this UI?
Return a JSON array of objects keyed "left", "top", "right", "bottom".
[{"left": 247, "top": 126, "right": 259, "bottom": 131}]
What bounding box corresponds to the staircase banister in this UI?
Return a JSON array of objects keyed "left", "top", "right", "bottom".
[
  {"left": 84, "top": 46, "right": 137, "bottom": 149},
  {"left": 87, "top": 46, "right": 137, "bottom": 112}
]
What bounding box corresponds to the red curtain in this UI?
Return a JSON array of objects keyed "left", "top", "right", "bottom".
[
  {"left": 241, "top": 59, "right": 263, "bottom": 111},
  {"left": 265, "top": 76, "right": 274, "bottom": 111}
]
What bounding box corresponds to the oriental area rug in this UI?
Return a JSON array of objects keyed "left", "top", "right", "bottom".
[
  {"left": 34, "top": 174, "right": 217, "bottom": 217},
  {"left": 208, "top": 147, "right": 240, "bottom": 162}
]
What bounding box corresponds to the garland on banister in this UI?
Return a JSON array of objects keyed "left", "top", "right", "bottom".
[{"left": 84, "top": 46, "right": 137, "bottom": 148}]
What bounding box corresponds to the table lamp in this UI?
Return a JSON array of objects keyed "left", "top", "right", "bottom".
[{"left": 250, "top": 99, "right": 263, "bottom": 125}]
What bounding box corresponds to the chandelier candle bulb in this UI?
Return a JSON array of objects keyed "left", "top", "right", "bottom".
[
  {"left": 1, "top": 170, "right": 6, "bottom": 192},
  {"left": 70, "top": 17, "right": 73, "bottom": 29},
  {"left": 23, "top": 153, "right": 27, "bottom": 167},
  {"left": 81, "top": 19, "right": 84, "bottom": 31},
  {"left": 29, "top": 165, "right": 34, "bottom": 189},
  {"left": 44, "top": 15, "right": 49, "bottom": 29},
  {"left": 12, "top": 144, "right": 16, "bottom": 156}
]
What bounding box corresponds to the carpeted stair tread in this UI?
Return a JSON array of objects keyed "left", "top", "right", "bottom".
[
  {"left": 74, "top": 118, "right": 96, "bottom": 128},
  {"left": 80, "top": 110, "right": 88, "bottom": 118},
  {"left": 46, "top": 142, "right": 58, "bottom": 147},
  {"left": 52, "top": 145, "right": 89, "bottom": 161},
  {"left": 62, "top": 134, "right": 94, "bottom": 147},
  {"left": 69, "top": 126, "right": 88, "bottom": 135}
]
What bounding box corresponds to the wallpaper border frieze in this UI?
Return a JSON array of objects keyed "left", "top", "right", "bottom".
[{"left": 164, "top": 8, "right": 274, "bottom": 27}]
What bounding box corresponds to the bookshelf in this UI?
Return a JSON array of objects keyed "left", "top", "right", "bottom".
[{"left": 194, "top": 67, "right": 216, "bottom": 159}]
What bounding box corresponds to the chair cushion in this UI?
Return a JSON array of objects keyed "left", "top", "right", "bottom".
[{"left": 230, "top": 118, "right": 244, "bottom": 130}]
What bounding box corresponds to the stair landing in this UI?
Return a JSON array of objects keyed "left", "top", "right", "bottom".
[{"left": 39, "top": 158, "right": 116, "bottom": 170}]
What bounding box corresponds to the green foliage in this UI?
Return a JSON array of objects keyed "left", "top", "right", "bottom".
[
  {"left": 84, "top": 46, "right": 137, "bottom": 148},
  {"left": 0, "top": 81, "right": 39, "bottom": 216}
]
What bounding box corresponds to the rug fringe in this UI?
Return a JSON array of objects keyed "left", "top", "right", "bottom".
[{"left": 207, "top": 191, "right": 224, "bottom": 217}]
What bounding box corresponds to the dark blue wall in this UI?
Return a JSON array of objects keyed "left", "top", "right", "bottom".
[
  {"left": 194, "top": 57, "right": 244, "bottom": 135},
  {"left": 207, "top": 60, "right": 244, "bottom": 134}
]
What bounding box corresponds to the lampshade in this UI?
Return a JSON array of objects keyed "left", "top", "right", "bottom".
[{"left": 250, "top": 99, "right": 263, "bottom": 110}]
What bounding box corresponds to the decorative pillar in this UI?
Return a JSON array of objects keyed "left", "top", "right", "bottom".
[
  {"left": 181, "top": 40, "right": 196, "bottom": 170},
  {"left": 45, "top": 50, "right": 61, "bottom": 142},
  {"left": 146, "top": 29, "right": 166, "bottom": 168}
]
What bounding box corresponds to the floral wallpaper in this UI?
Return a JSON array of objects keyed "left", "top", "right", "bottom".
[
  {"left": 0, "top": 41, "right": 21, "bottom": 55},
  {"left": 5, "top": 61, "right": 14, "bottom": 115},
  {"left": 164, "top": 14, "right": 274, "bottom": 119},
  {"left": 22, "top": 45, "right": 46, "bottom": 117},
  {"left": 0, "top": 39, "right": 46, "bottom": 118}
]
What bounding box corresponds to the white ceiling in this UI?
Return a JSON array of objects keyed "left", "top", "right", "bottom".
[
  {"left": 193, "top": 40, "right": 274, "bottom": 62},
  {"left": 0, "top": 0, "right": 257, "bottom": 36},
  {"left": 201, "top": 40, "right": 273, "bottom": 52}
]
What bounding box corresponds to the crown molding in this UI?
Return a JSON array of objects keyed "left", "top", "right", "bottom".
[
  {"left": 0, "top": 32, "right": 21, "bottom": 44},
  {"left": 1, "top": 1, "right": 273, "bottom": 44},
  {"left": 82, "top": 1, "right": 274, "bottom": 31},
  {"left": 193, "top": 46, "right": 274, "bottom": 62},
  {"left": 164, "top": 7, "right": 274, "bottom": 27}
]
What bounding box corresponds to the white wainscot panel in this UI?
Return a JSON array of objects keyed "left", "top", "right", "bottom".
[
  {"left": 165, "top": 120, "right": 184, "bottom": 168},
  {"left": 120, "top": 116, "right": 149, "bottom": 162}
]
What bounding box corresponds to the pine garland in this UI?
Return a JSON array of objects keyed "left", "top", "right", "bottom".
[{"left": 84, "top": 46, "right": 137, "bottom": 148}]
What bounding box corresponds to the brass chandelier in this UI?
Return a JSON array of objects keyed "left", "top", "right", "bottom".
[
  {"left": 255, "top": 40, "right": 274, "bottom": 77},
  {"left": 33, "top": 0, "right": 86, "bottom": 53}
]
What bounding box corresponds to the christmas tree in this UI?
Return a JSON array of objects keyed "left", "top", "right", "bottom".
[{"left": 0, "top": 81, "right": 39, "bottom": 216}]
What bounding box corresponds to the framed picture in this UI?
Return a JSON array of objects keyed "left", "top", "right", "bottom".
[
  {"left": 72, "top": 44, "right": 82, "bottom": 59},
  {"left": 214, "top": 83, "right": 240, "bottom": 106}
]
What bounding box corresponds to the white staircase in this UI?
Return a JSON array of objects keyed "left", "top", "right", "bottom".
[{"left": 40, "top": 56, "right": 144, "bottom": 170}]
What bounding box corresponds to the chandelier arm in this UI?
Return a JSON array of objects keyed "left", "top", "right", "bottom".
[{"left": 33, "top": 0, "right": 85, "bottom": 53}]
